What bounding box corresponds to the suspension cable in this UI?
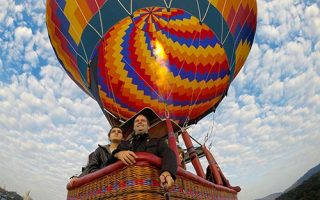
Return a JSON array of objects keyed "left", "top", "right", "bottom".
[
  {"left": 201, "top": 1, "right": 211, "bottom": 22},
  {"left": 221, "top": 0, "right": 244, "bottom": 45},
  {"left": 183, "top": 22, "right": 202, "bottom": 127},
  {"left": 163, "top": 0, "right": 173, "bottom": 9},
  {"left": 122, "top": 58, "right": 164, "bottom": 101},
  {"left": 53, "top": 0, "right": 89, "bottom": 62},
  {"left": 74, "top": 0, "right": 103, "bottom": 38},
  {"left": 94, "top": 0, "right": 104, "bottom": 35},
  {"left": 188, "top": 134, "right": 202, "bottom": 146},
  {"left": 117, "top": 0, "right": 132, "bottom": 16},
  {"left": 196, "top": 0, "right": 202, "bottom": 21},
  {"left": 166, "top": 32, "right": 199, "bottom": 100},
  {"left": 220, "top": 0, "right": 227, "bottom": 41},
  {"left": 50, "top": 20, "right": 88, "bottom": 66}
]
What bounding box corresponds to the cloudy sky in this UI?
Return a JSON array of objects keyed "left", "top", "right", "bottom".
[{"left": 0, "top": 0, "right": 319, "bottom": 200}]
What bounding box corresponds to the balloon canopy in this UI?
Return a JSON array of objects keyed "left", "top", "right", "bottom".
[{"left": 46, "top": 0, "right": 257, "bottom": 126}]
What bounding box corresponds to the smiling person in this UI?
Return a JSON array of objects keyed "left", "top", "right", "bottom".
[
  {"left": 69, "top": 126, "right": 123, "bottom": 186},
  {"left": 113, "top": 114, "right": 177, "bottom": 189}
]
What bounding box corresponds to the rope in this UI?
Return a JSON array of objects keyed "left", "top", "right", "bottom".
[
  {"left": 182, "top": 116, "right": 190, "bottom": 129},
  {"left": 102, "top": 42, "right": 122, "bottom": 120},
  {"left": 196, "top": 0, "right": 202, "bottom": 21},
  {"left": 163, "top": 0, "right": 173, "bottom": 9},
  {"left": 205, "top": 109, "right": 216, "bottom": 150},
  {"left": 201, "top": 1, "right": 211, "bottom": 22},
  {"left": 94, "top": 0, "right": 104, "bottom": 35},
  {"left": 188, "top": 134, "right": 202, "bottom": 146},
  {"left": 166, "top": 32, "right": 199, "bottom": 100},
  {"left": 117, "top": 0, "right": 132, "bottom": 16},
  {"left": 220, "top": 0, "right": 227, "bottom": 41},
  {"left": 49, "top": 18, "right": 88, "bottom": 66},
  {"left": 53, "top": 0, "right": 89, "bottom": 63},
  {"left": 122, "top": 58, "right": 164, "bottom": 101},
  {"left": 221, "top": 0, "right": 243, "bottom": 45},
  {"left": 182, "top": 23, "right": 202, "bottom": 127},
  {"left": 74, "top": 0, "right": 103, "bottom": 38}
]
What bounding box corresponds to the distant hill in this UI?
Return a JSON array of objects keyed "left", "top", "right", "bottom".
[
  {"left": 255, "top": 163, "right": 320, "bottom": 200},
  {"left": 275, "top": 171, "right": 320, "bottom": 200},
  {"left": 255, "top": 192, "right": 282, "bottom": 200},
  {"left": 284, "top": 163, "right": 320, "bottom": 192}
]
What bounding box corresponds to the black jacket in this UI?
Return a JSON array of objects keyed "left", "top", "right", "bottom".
[
  {"left": 113, "top": 133, "right": 177, "bottom": 179},
  {"left": 79, "top": 144, "right": 116, "bottom": 177}
]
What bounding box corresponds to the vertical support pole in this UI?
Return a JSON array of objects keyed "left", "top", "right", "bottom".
[
  {"left": 165, "top": 117, "right": 179, "bottom": 165},
  {"left": 181, "top": 129, "right": 205, "bottom": 178},
  {"left": 202, "top": 145, "right": 223, "bottom": 185}
]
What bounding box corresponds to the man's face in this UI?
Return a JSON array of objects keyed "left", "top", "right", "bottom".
[
  {"left": 133, "top": 115, "right": 149, "bottom": 134},
  {"left": 109, "top": 127, "right": 123, "bottom": 142}
]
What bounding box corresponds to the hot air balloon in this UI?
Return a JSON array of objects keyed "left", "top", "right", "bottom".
[{"left": 46, "top": 0, "right": 257, "bottom": 199}]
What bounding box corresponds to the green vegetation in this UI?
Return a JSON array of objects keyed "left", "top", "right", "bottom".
[{"left": 276, "top": 172, "right": 320, "bottom": 200}]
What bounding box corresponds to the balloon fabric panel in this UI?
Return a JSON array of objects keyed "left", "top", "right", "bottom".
[{"left": 46, "top": 0, "right": 257, "bottom": 126}]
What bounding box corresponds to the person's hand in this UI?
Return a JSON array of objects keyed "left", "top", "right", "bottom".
[
  {"left": 114, "top": 151, "right": 137, "bottom": 165},
  {"left": 69, "top": 177, "right": 78, "bottom": 187},
  {"left": 160, "top": 171, "right": 174, "bottom": 190}
]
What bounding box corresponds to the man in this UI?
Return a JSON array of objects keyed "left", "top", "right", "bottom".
[
  {"left": 69, "top": 126, "right": 123, "bottom": 186},
  {"left": 83, "top": 126, "right": 123, "bottom": 174},
  {"left": 113, "top": 114, "right": 177, "bottom": 189}
]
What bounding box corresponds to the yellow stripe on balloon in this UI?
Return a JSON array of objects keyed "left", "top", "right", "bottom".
[
  {"left": 234, "top": 40, "right": 252, "bottom": 78},
  {"left": 64, "top": 1, "right": 86, "bottom": 45}
]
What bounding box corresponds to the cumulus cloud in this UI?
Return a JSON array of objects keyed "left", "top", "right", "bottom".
[
  {"left": 14, "top": 26, "right": 33, "bottom": 42},
  {"left": 0, "top": 1, "right": 319, "bottom": 200},
  {"left": 0, "top": 66, "right": 109, "bottom": 200},
  {"left": 186, "top": 1, "right": 320, "bottom": 200}
]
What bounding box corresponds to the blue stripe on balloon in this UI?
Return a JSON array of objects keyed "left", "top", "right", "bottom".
[
  {"left": 120, "top": 23, "right": 159, "bottom": 101},
  {"left": 169, "top": 62, "right": 229, "bottom": 82},
  {"left": 56, "top": 7, "right": 77, "bottom": 52},
  {"left": 56, "top": 0, "right": 66, "bottom": 9},
  {"left": 170, "top": 11, "right": 192, "bottom": 21},
  {"left": 156, "top": 27, "right": 220, "bottom": 48}
]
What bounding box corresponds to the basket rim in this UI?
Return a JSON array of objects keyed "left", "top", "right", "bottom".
[{"left": 67, "top": 152, "right": 237, "bottom": 194}]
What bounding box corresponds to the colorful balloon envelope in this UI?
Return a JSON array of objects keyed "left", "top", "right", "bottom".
[{"left": 46, "top": 0, "right": 257, "bottom": 126}]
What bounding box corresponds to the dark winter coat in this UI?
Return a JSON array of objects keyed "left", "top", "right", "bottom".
[
  {"left": 112, "top": 133, "right": 177, "bottom": 179},
  {"left": 79, "top": 144, "right": 116, "bottom": 177}
]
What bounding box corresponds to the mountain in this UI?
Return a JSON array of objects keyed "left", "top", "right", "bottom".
[
  {"left": 275, "top": 171, "right": 320, "bottom": 200},
  {"left": 284, "top": 163, "right": 320, "bottom": 192},
  {"left": 255, "top": 192, "right": 282, "bottom": 200},
  {"left": 255, "top": 163, "right": 320, "bottom": 200}
]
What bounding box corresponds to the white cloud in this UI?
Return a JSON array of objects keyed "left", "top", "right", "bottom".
[
  {"left": 188, "top": 2, "right": 320, "bottom": 200},
  {"left": 0, "top": 65, "right": 110, "bottom": 199},
  {"left": 0, "top": 1, "right": 319, "bottom": 200},
  {"left": 0, "top": 58, "right": 3, "bottom": 72},
  {"left": 5, "top": 16, "right": 14, "bottom": 27},
  {"left": 14, "top": 26, "right": 33, "bottom": 42},
  {"left": 0, "top": 0, "right": 11, "bottom": 22}
]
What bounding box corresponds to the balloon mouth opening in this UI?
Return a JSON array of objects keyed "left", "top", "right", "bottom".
[
  {"left": 131, "top": 7, "right": 174, "bottom": 33},
  {"left": 128, "top": 7, "right": 206, "bottom": 34}
]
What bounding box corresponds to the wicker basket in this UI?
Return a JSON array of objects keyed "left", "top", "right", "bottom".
[{"left": 67, "top": 153, "right": 238, "bottom": 200}]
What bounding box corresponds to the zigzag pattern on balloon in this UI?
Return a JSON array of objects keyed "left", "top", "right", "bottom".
[
  {"left": 97, "top": 7, "right": 231, "bottom": 125},
  {"left": 46, "top": 0, "right": 257, "bottom": 126},
  {"left": 46, "top": 0, "right": 107, "bottom": 95},
  {"left": 47, "top": 0, "right": 89, "bottom": 94}
]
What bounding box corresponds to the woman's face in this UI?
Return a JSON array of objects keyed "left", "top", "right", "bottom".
[{"left": 109, "top": 127, "right": 123, "bottom": 142}]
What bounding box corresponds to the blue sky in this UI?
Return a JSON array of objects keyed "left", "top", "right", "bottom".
[{"left": 0, "top": 0, "right": 319, "bottom": 200}]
